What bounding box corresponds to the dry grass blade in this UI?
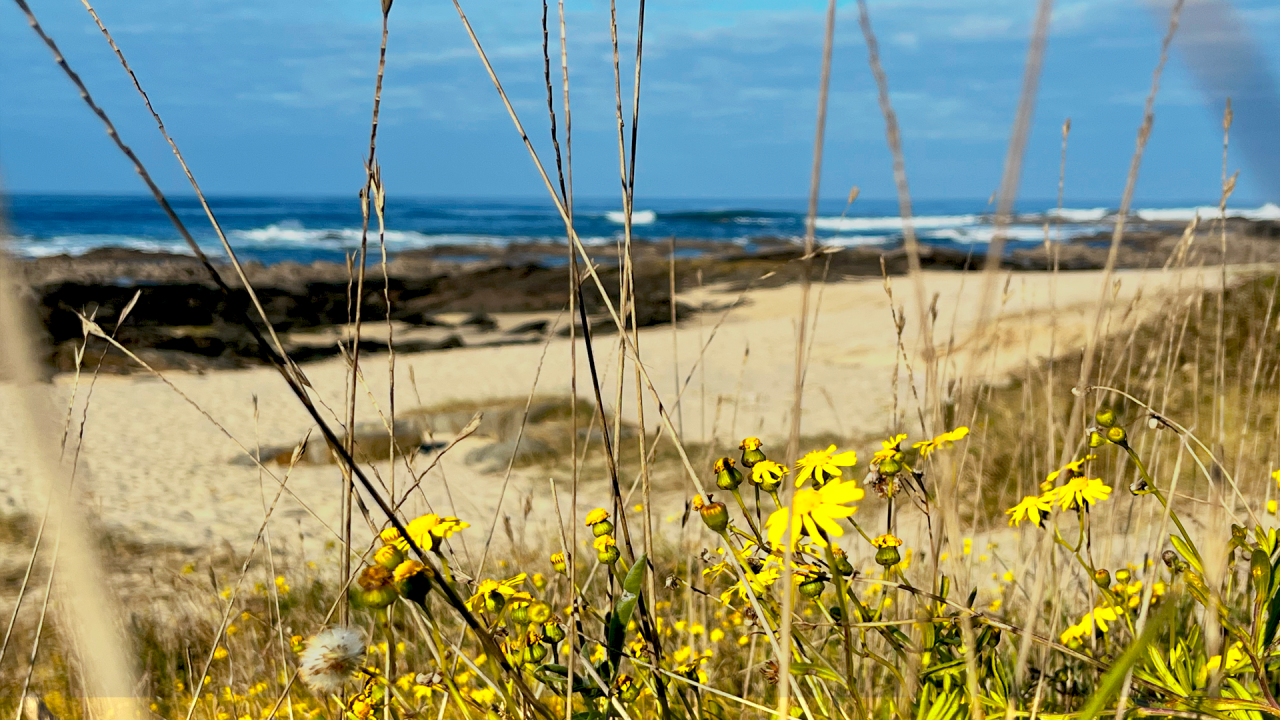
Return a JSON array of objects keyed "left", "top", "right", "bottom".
[{"left": 0, "top": 187, "right": 140, "bottom": 717}]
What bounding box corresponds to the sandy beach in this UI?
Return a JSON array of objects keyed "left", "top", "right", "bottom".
[{"left": 0, "top": 264, "right": 1246, "bottom": 571}]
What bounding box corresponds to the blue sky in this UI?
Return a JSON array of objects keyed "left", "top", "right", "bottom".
[{"left": 1, "top": 0, "right": 1277, "bottom": 203}]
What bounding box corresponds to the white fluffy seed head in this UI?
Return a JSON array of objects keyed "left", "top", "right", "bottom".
[{"left": 298, "top": 626, "right": 365, "bottom": 695}]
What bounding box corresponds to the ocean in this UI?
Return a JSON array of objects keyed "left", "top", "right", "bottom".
[{"left": 6, "top": 194, "right": 1278, "bottom": 266}]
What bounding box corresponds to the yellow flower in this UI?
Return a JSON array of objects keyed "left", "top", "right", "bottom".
[
  {"left": 584, "top": 508, "right": 610, "bottom": 526},
  {"left": 593, "top": 535, "right": 616, "bottom": 552},
  {"left": 464, "top": 574, "right": 531, "bottom": 612},
  {"left": 381, "top": 514, "right": 469, "bottom": 553},
  {"left": 393, "top": 560, "right": 425, "bottom": 584},
  {"left": 872, "top": 434, "right": 907, "bottom": 463},
  {"left": 1270, "top": 500, "right": 1278, "bottom": 515},
  {"left": 871, "top": 533, "right": 901, "bottom": 548},
  {"left": 213, "top": 646, "right": 228, "bottom": 660},
  {"left": 1044, "top": 455, "right": 1097, "bottom": 490},
  {"left": 1006, "top": 495, "right": 1053, "bottom": 527},
  {"left": 912, "top": 427, "right": 969, "bottom": 458},
  {"left": 795, "top": 445, "right": 858, "bottom": 487},
  {"left": 1273, "top": 468, "right": 1280, "bottom": 488},
  {"left": 740, "top": 437, "right": 762, "bottom": 451},
  {"left": 1046, "top": 477, "right": 1111, "bottom": 510},
  {"left": 751, "top": 460, "right": 788, "bottom": 487},
  {"left": 1060, "top": 606, "right": 1119, "bottom": 646},
  {"left": 766, "top": 480, "right": 864, "bottom": 549}
]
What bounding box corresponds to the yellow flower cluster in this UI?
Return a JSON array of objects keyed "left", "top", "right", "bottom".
[{"left": 1007, "top": 457, "right": 1112, "bottom": 527}]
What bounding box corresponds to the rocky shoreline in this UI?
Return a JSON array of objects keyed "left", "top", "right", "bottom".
[{"left": 14, "top": 221, "right": 1280, "bottom": 374}]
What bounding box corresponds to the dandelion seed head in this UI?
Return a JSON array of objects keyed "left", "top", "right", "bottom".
[{"left": 299, "top": 626, "right": 365, "bottom": 695}]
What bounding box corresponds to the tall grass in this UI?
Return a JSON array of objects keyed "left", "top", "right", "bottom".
[{"left": 3, "top": 0, "right": 1280, "bottom": 719}]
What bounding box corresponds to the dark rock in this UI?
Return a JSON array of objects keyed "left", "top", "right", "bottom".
[
  {"left": 460, "top": 312, "right": 498, "bottom": 332},
  {"left": 506, "top": 319, "right": 548, "bottom": 335}
]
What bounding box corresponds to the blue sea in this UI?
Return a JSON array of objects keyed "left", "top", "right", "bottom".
[{"left": 6, "top": 194, "right": 1278, "bottom": 266}]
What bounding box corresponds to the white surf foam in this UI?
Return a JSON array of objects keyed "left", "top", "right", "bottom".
[
  {"left": 814, "top": 214, "right": 979, "bottom": 232},
  {"left": 605, "top": 209, "right": 656, "bottom": 225}
]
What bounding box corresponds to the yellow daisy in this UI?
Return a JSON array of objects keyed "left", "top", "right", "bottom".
[
  {"left": 1046, "top": 477, "right": 1111, "bottom": 510},
  {"left": 1006, "top": 495, "right": 1053, "bottom": 527},
  {"left": 584, "top": 508, "right": 610, "bottom": 526},
  {"left": 872, "top": 434, "right": 908, "bottom": 463},
  {"left": 912, "top": 427, "right": 969, "bottom": 458},
  {"left": 381, "top": 514, "right": 469, "bottom": 553},
  {"left": 464, "top": 574, "right": 531, "bottom": 612},
  {"left": 751, "top": 460, "right": 788, "bottom": 487},
  {"left": 795, "top": 445, "right": 858, "bottom": 487},
  {"left": 1043, "top": 455, "right": 1096, "bottom": 489},
  {"left": 766, "top": 479, "right": 864, "bottom": 549}
]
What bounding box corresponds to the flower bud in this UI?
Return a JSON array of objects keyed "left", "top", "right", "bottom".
[
  {"left": 374, "top": 544, "right": 405, "bottom": 571},
  {"left": 550, "top": 552, "right": 568, "bottom": 575},
  {"left": 828, "top": 605, "right": 843, "bottom": 621},
  {"left": 1093, "top": 569, "right": 1111, "bottom": 589},
  {"left": 872, "top": 534, "right": 903, "bottom": 567},
  {"left": 696, "top": 496, "right": 730, "bottom": 533},
  {"left": 714, "top": 457, "right": 744, "bottom": 491},
  {"left": 1094, "top": 408, "right": 1116, "bottom": 428},
  {"left": 394, "top": 560, "right": 432, "bottom": 606},
  {"left": 593, "top": 534, "right": 621, "bottom": 565},
  {"left": 740, "top": 436, "right": 767, "bottom": 468},
  {"left": 616, "top": 674, "right": 643, "bottom": 703},
  {"left": 1105, "top": 426, "right": 1127, "bottom": 445},
  {"left": 542, "top": 619, "right": 566, "bottom": 644},
  {"left": 879, "top": 457, "right": 902, "bottom": 475},
  {"left": 483, "top": 590, "right": 506, "bottom": 615},
  {"left": 592, "top": 520, "right": 615, "bottom": 538},
  {"left": 1088, "top": 430, "right": 1106, "bottom": 448},
  {"left": 509, "top": 602, "right": 531, "bottom": 626},
  {"left": 798, "top": 576, "right": 825, "bottom": 599},
  {"left": 1161, "top": 549, "right": 1181, "bottom": 572},
  {"left": 522, "top": 641, "right": 547, "bottom": 665},
  {"left": 876, "top": 545, "right": 902, "bottom": 567},
  {"left": 528, "top": 602, "right": 551, "bottom": 625},
  {"left": 354, "top": 565, "right": 399, "bottom": 609},
  {"left": 832, "top": 550, "right": 854, "bottom": 577}
]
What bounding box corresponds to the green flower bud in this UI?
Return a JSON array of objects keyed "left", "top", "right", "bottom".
[
  {"left": 393, "top": 561, "right": 432, "bottom": 606},
  {"left": 528, "top": 601, "right": 552, "bottom": 625},
  {"left": 1094, "top": 408, "right": 1116, "bottom": 428},
  {"left": 696, "top": 496, "right": 730, "bottom": 533},
  {"left": 353, "top": 565, "right": 399, "bottom": 609},
  {"left": 879, "top": 457, "right": 902, "bottom": 475},
  {"left": 374, "top": 544, "right": 405, "bottom": 571},
  {"left": 616, "top": 674, "right": 642, "bottom": 703},
  {"left": 522, "top": 642, "right": 547, "bottom": 665},
  {"left": 550, "top": 552, "right": 568, "bottom": 575},
  {"left": 597, "top": 545, "right": 621, "bottom": 565},
  {"left": 832, "top": 553, "right": 854, "bottom": 577},
  {"left": 484, "top": 590, "right": 506, "bottom": 615},
  {"left": 876, "top": 545, "right": 902, "bottom": 567},
  {"left": 592, "top": 520, "right": 615, "bottom": 538},
  {"left": 714, "top": 457, "right": 744, "bottom": 491},
  {"left": 1088, "top": 430, "right": 1106, "bottom": 448},
  {"left": 1093, "top": 569, "right": 1111, "bottom": 589},
  {"left": 798, "top": 577, "right": 825, "bottom": 599},
  {"left": 828, "top": 605, "right": 843, "bottom": 621},
  {"left": 1105, "top": 426, "right": 1127, "bottom": 444},
  {"left": 739, "top": 437, "right": 766, "bottom": 468},
  {"left": 509, "top": 602, "right": 530, "bottom": 626},
  {"left": 542, "top": 620, "right": 566, "bottom": 644}
]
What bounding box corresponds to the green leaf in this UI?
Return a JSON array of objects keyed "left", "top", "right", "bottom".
[
  {"left": 1171, "top": 533, "right": 1204, "bottom": 574},
  {"left": 623, "top": 554, "right": 647, "bottom": 595},
  {"left": 789, "top": 662, "right": 843, "bottom": 684}
]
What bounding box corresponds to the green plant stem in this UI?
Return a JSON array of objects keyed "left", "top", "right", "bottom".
[
  {"left": 731, "top": 487, "right": 765, "bottom": 546},
  {"left": 824, "top": 544, "right": 868, "bottom": 717}
]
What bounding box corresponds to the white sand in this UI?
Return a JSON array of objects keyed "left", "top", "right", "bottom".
[{"left": 0, "top": 266, "right": 1239, "bottom": 562}]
